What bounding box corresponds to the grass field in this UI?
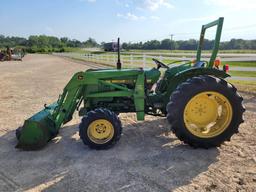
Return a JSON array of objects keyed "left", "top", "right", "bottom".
[
  {"left": 70, "top": 53, "right": 256, "bottom": 68},
  {"left": 229, "top": 71, "right": 256, "bottom": 77},
  {"left": 63, "top": 47, "right": 92, "bottom": 53},
  {"left": 69, "top": 48, "right": 256, "bottom": 54},
  {"left": 123, "top": 49, "right": 256, "bottom": 54},
  {"left": 226, "top": 61, "right": 256, "bottom": 67},
  {"left": 66, "top": 48, "right": 256, "bottom": 68},
  {"left": 228, "top": 80, "right": 256, "bottom": 92}
]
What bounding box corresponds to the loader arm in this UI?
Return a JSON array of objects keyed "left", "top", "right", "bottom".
[
  {"left": 16, "top": 69, "right": 146, "bottom": 150},
  {"left": 52, "top": 73, "right": 85, "bottom": 129},
  {"left": 15, "top": 72, "right": 85, "bottom": 149}
]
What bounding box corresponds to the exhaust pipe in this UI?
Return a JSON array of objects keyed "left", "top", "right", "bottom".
[{"left": 116, "top": 37, "right": 122, "bottom": 69}]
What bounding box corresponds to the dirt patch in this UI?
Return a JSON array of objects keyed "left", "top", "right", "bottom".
[{"left": 0, "top": 54, "right": 255, "bottom": 192}]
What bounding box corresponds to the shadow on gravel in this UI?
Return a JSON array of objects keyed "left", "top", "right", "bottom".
[
  {"left": 0, "top": 118, "right": 219, "bottom": 192},
  {"left": 242, "top": 95, "right": 256, "bottom": 113}
]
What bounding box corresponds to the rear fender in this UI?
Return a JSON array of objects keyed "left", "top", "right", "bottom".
[{"left": 164, "top": 67, "right": 230, "bottom": 105}]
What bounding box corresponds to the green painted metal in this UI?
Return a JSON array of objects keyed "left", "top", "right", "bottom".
[
  {"left": 16, "top": 68, "right": 147, "bottom": 149},
  {"left": 145, "top": 68, "right": 161, "bottom": 84},
  {"left": 162, "top": 66, "right": 230, "bottom": 107},
  {"left": 196, "top": 17, "right": 224, "bottom": 67},
  {"left": 145, "top": 63, "right": 230, "bottom": 114},
  {"left": 16, "top": 103, "right": 57, "bottom": 149},
  {"left": 17, "top": 18, "right": 229, "bottom": 150},
  {"left": 98, "top": 80, "right": 131, "bottom": 92},
  {"left": 86, "top": 91, "right": 133, "bottom": 98},
  {"left": 133, "top": 72, "right": 145, "bottom": 120}
]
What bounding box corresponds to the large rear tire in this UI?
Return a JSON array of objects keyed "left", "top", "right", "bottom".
[
  {"left": 166, "top": 75, "right": 245, "bottom": 148},
  {"left": 79, "top": 108, "right": 122, "bottom": 150}
]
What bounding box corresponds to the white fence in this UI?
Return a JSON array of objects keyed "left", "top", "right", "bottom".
[
  {"left": 53, "top": 52, "right": 189, "bottom": 68},
  {"left": 53, "top": 52, "right": 254, "bottom": 69}
]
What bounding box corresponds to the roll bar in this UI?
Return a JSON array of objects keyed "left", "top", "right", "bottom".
[{"left": 196, "top": 17, "right": 224, "bottom": 68}]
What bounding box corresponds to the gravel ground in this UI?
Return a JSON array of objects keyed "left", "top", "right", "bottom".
[{"left": 0, "top": 54, "right": 255, "bottom": 192}]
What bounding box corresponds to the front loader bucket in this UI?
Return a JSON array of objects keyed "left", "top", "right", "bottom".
[{"left": 16, "top": 103, "right": 58, "bottom": 150}]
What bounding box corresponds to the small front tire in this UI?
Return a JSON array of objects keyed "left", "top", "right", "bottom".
[{"left": 79, "top": 108, "right": 122, "bottom": 150}]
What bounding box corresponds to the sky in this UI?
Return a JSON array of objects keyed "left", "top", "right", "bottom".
[{"left": 0, "top": 0, "right": 256, "bottom": 42}]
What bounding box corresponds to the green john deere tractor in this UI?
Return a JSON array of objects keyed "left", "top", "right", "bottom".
[{"left": 16, "top": 17, "right": 245, "bottom": 150}]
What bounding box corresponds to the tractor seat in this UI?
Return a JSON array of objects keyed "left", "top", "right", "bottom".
[
  {"left": 155, "top": 79, "right": 167, "bottom": 94},
  {"left": 194, "top": 61, "right": 205, "bottom": 68}
]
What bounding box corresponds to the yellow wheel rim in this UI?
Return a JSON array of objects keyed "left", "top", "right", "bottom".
[
  {"left": 184, "top": 91, "right": 233, "bottom": 138},
  {"left": 87, "top": 119, "right": 114, "bottom": 144}
]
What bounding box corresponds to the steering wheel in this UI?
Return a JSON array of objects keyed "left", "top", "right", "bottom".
[{"left": 152, "top": 58, "right": 169, "bottom": 69}]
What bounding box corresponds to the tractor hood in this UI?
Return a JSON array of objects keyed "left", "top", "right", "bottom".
[{"left": 84, "top": 68, "right": 160, "bottom": 85}]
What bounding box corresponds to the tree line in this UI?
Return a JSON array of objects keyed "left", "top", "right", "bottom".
[
  {"left": 0, "top": 35, "right": 99, "bottom": 53},
  {"left": 122, "top": 38, "right": 256, "bottom": 50},
  {"left": 0, "top": 34, "right": 256, "bottom": 52}
]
